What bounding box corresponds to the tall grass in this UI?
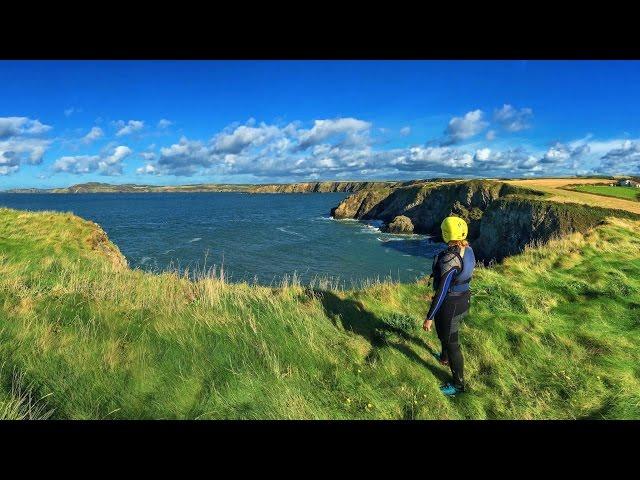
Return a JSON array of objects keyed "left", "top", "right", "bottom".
[{"left": 0, "top": 207, "right": 639, "bottom": 419}]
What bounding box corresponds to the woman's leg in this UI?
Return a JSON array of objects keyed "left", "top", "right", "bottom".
[
  {"left": 446, "top": 317, "right": 464, "bottom": 389},
  {"left": 436, "top": 294, "right": 470, "bottom": 390},
  {"left": 433, "top": 311, "right": 450, "bottom": 363}
]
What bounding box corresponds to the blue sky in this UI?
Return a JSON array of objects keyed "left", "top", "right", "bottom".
[{"left": 1, "top": 60, "right": 639, "bottom": 188}]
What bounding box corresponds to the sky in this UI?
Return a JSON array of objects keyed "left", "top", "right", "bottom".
[{"left": 1, "top": 60, "right": 639, "bottom": 189}]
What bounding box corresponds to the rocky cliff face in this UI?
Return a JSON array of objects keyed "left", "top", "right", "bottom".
[
  {"left": 331, "top": 180, "right": 520, "bottom": 235},
  {"left": 331, "top": 180, "right": 637, "bottom": 263},
  {"left": 249, "top": 181, "right": 399, "bottom": 194}
]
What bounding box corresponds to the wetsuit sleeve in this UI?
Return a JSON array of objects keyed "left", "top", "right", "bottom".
[
  {"left": 426, "top": 251, "right": 462, "bottom": 320},
  {"left": 426, "top": 268, "right": 458, "bottom": 320}
]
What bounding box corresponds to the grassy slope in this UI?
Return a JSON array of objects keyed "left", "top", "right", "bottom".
[
  {"left": 1, "top": 208, "right": 639, "bottom": 419},
  {"left": 571, "top": 185, "right": 640, "bottom": 202},
  {"left": 506, "top": 178, "right": 640, "bottom": 215}
]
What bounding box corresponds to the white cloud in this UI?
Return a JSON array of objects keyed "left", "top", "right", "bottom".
[
  {"left": 443, "top": 110, "right": 488, "bottom": 145},
  {"left": 158, "top": 119, "right": 172, "bottom": 129},
  {"left": 123, "top": 116, "right": 640, "bottom": 181},
  {"left": 494, "top": 104, "right": 533, "bottom": 132},
  {"left": 136, "top": 163, "right": 157, "bottom": 175},
  {"left": 0, "top": 117, "right": 52, "bottom": 139},
  {"left": 598, "top": 141, "right": 640, "bottom": 174},
  {"left": 391, "top": 146, "right": 474, "bottom": 171},
  {"left": 82, "top": 126, "right": 104, "bottom": 144},
  {"left": 540, "top": 142, "right": 590, "bottom": 165},
  {"left": 213, "top": 123, "right": 282, "bottom": 154},
  {"left": 114, "top": 120, "right": 144, "bottom": 137},
  {"left": 400, "top": 126, "right": 411, "bottom": 136},
  {"left": 53, "top": 145, "right": 132, "bottom": 176},
  {"left": 474, "top": 148, "right": 491, "bottom": 161},
  {"left": 156, "top": 137, "right": 213, "bottom": 176},
  {"left": 486, "top": 130, "right": 496, "bottom": 141},
  {"left": 295, "top": 118, "right": 371, "bottom": 151},
  {"left": 0, "top": 117, "right": 52, "bottom": 175}
]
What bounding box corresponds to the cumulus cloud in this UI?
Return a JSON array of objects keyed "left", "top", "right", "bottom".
[
  {"left": 82, "top": 126, "right": 104, "bottom": 144},
  {"left": 295, "top": 118, "right": 371, "bottom": 151},
  {"left": 0, "top": 117, "right": 52, "bottom": 175},
  {"left": 53, "top": 145, "right": 132, "bottom": 176},
  {"left": 494, "top": 104, "right": 533, "bottom": 132},
  {"left": 442, "top": 110, "right": 488, "bottom": 145},
  {"left": 136, "top": 163, "right": 157, "bottom": 175},
  {"left": 474, "top": 148, "right": 491, "bottom": 161},
  {"left": 213, "top": 123, "right": 282, "bottom": 154},
  {"left": 158, "top": 119, "right": 172, "bottom": 129},
  {"left": 155, "top": 137, "right": 213, "bottom": 176},
  {"left": 0, "top": 138, "right": 50, "bottom": 175},
  {"left": 0, "top": 117, "right": 52, "bottom": 139},
  {"left": 598, "top": 140, "right": 640, "bottom": 174},
  {"left": 400, "top": 126, "right": 411, "bottom": 136},
  {"left": 132, "top": 117, "right": 640, "bottom": 181},
  {"left": 540, "top": 142, "right": 591, "bottom": 168},
  {"left": 114, "top": 120, "right": 144, "bottom": 137}
]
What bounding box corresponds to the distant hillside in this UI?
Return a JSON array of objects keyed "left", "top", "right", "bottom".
[{"left": 5, "top": 181, "right": 397, "bottom": 194}]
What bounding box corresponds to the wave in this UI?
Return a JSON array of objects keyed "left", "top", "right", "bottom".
[
  {"left": 277, "top": 226, "right": 306, "bottom": 238},
  {"left": 188, "top": 237, "right": 202, "bottom": 243}
]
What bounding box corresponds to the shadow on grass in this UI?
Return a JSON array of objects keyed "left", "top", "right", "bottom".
[{"left": 309, "top": 288, "right": 450, "bottom": 384}]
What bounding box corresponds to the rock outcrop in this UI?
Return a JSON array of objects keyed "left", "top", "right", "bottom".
[
  {"left": 384, "top": 215, "right": 414, "bottom": 234},
  {"left": 331, "top": 180, "right": 639, "bottom": 263}
]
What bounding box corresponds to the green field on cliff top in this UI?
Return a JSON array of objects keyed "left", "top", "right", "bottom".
[
  {"left": 570, "top": 184, "right": 640, "bottom": 202},
  {"left": 1, "top": 206, "right": 640, "bottom": 419}
]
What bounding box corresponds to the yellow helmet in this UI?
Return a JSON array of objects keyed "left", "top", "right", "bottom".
[{"left": 441, "top": 216, "right": 468, "bottom": 243}]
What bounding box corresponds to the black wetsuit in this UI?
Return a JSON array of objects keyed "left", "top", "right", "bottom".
[{"left": 426, "top": 245, "right": 474, "bottom": 390}]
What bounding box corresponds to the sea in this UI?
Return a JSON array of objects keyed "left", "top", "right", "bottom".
[{"left": 0, "top": 192, "right": 445, "bottom": 286}]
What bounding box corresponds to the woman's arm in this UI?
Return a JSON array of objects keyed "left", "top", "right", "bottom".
[
  {"left": 426, "top": 268, "right": 458, "bottom": 320},
  {"left": 425, "top": 250, "right": 462, "bottom": 320}
]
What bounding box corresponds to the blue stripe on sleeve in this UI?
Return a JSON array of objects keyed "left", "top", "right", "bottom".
[{"left": 428, "top": 269, "right": 456, "bottom": 320}]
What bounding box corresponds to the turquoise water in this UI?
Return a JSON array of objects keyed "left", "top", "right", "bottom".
[{"left": 0, "top": 192, "right": 444, "bottom": 285}]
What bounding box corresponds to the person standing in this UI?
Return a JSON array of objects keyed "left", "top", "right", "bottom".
[{"left": 423, "top": 216, "right": 475, "bottom": 396}]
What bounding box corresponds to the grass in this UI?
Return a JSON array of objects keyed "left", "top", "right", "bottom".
[
  {"left": 1, "top": 207, "right": 639, "bottom": 419},
  {"left": 570, "top": 185, "right": 640, "bottom": 202},
  {"left": 505, "top": 178, "right": 640, "bottom": 214}
]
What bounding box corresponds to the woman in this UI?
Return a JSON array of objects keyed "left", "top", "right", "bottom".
[{"left": 423, "top": 216, "right": 475, "bottom": 396}]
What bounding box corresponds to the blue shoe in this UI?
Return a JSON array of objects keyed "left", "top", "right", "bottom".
[{"left": 440, "top": 383, "right": 464, "bottom": 397}]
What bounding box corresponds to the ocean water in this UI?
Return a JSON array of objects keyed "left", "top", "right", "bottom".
[{"left": 0, "top": 192, "right": 445, "bottom": 286}]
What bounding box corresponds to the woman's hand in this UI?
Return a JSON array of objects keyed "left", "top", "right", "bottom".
[{"left": 423, "top": 319, "right": 433, "bottom": 332}]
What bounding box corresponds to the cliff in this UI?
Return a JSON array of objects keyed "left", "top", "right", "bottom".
[
  {"left": 6, "top": 181, "right": 397, "bottom": 194},
  {"left": 249, "top": 181, "right": 400, "bottom": 193},
  {"left": 331, "top": 180, "right": 640, "bottom": 263}
]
